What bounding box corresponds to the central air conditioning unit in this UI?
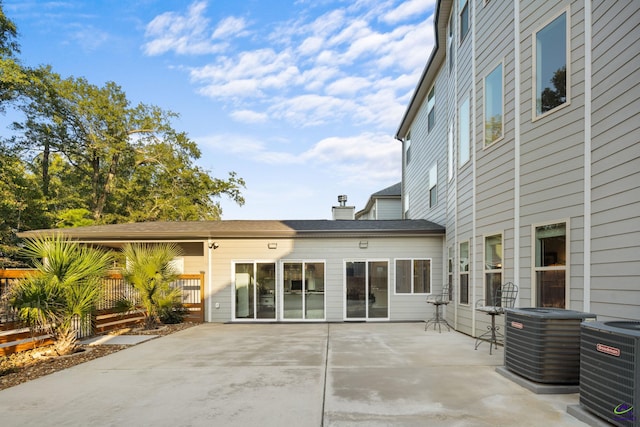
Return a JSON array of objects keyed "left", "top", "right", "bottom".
[
  {"left": 504, "top": 308, "right": 596, "bottom": 384},
  {"left": 579, "top": 321, "right": 640, "bottom": 427}
]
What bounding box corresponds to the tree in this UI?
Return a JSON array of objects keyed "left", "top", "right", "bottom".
[
  {"left": 540, "top": 66, "right": 566, "bottom": 113},
  {"left": 9, "top": 235, "right": 113, "bottom": 355},
  {"left": 121, "top": 243, "right": 184, "bottom": 329},
  {"left": 0, "top": 0, "right": 26, "bottom": 110},
  {"left": 12, "top": 71, "right": 245, "bottom": 223}
]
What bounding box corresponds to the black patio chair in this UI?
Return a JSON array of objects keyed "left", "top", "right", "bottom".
[
  {"left": 424, "top": 283, "right": 452, "bottom": 333},
  {"left": 474, "top": 282, "right": 518, "bottom": 354}
]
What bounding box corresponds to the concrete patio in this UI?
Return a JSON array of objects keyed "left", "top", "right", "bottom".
[{"left": 0, "top": 323, "right": 587, "bottom": 426}]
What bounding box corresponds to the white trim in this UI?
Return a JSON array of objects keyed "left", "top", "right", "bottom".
[
  {"left": 583, "top": 0, "right": 592, "bottom": 313},
  {"left": 514, "top": 0, "right": 521, "bottom": 307},
  {"left": 470, "top": 0, "right": 477, "bottom": 336}
]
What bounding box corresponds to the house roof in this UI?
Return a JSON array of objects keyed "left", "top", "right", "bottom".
[
  {"left": 355, "top": 182, "right": 402, "bottom": 219},
  {"left": 18, "top": 219, "right": 444, "bottom": 241},
  {"left": 395, "top": 0, "right": 452, "bottom": 140}
]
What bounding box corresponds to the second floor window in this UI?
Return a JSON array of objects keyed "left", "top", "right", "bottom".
[
  {"left": 459, "top": 96, "right": 470, "bottom": 166},
  {"left": 459, "top": 0, "right": 469, "bottom": 41},
  {"left": 429, "top": 164, "right": 438, "bottom": 208},
  {"left": 534, "top": 11, "right": 568, "bottom": 117},
  {"left": 427, "top": 87, "right": 435, "bottom": 131},
  {"left": 484, "top": 63, "right": 504, "bottom": 146}
]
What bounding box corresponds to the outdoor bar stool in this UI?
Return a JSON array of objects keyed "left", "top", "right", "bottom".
[
  {"left": 424, "top": 283, "right": 451, "bottom": 333},
  {"left": 474, "top": 282, "right": 518, "bottom": 354}
]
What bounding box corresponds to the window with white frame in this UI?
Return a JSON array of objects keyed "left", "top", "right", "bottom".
[
  {"left": 429, "top": 164, "right": 438, "bottom": 208},
  {"left": 484, "top": 234, "right": 503, "bottom": 306},
  {"left": 395, "top": 259, "right": 431, "bottom": 294},
  {"left": 448, "top": 124, "right": 454, "bottom": 181},
  {"left": 534, "top": 11, "right": 568, "bottom": 117},
  {"left": 459, "top": 0, "right": 469, "bottom": 41},
  {"left": 459, "top": 241, "right": 469, "bottom": 304},
  {"left": 405, "top": 132, "right": 411, "bottom": 165},
  {"left": 403, "top": 192, "right": 410, "bottom": 218},
  {"left": 534, "top": 222, "right": 567, "bottom": 308},
  {"left": 448, "top": 246, "right": 454, "bottom": 301},
  {"left": 448, "top": 11, "right": 454, "bottom": 72},
  {"left": 427, "top": 86, "right": 435, "bottom": 131},
  {"left": 484, "top": 62, "right": 503, "bottom": 146},
  {"left": 459, "top": 96, "right": 470, "bottom": 166}
]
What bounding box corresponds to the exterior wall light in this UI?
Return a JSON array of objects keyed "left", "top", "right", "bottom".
[
  {"left": 268, "top": 242, "right": 277, "bottom": 249},
  {"left": 359, "top": 240, "right": 368, "bottom": 249}
]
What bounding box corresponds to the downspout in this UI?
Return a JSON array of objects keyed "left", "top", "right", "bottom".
[
  {"left": 470, "top": 0, "right": 478, "bottom": 338},
  {"left": 583, "top": 0, "right": 592, "bottom": 312},
  {"left": 514, "top": 0, "right": 521, "bottom": 305}
]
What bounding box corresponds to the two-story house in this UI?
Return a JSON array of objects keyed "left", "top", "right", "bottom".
[{"left": 396, "top": 0, "right": 640, "bottom": 335}]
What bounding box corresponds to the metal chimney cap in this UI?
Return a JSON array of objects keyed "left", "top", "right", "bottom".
[{"left": 338, "top": 195, "right": 348, "bottom": 206}]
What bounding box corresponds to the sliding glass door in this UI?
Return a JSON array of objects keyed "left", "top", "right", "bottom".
[
  {"left": 282, "top": 262, "right": 325, "bottom": 320},
  {"left": 234, "top": 262, "right": 276, "bottom": 320},
  {"left": 345, "top": 261, "right": 388, "bottom": 320}
]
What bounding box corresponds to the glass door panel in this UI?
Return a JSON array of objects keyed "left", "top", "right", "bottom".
[
  {"left": 368, "top": 261, "right": 388, "bottom": 319},
  {"left": 305, "top": 262, "right": 325, "bottom": 319},
  {"left": 346, "top": 262, "right": 366, "bottom": 319},
  {"left": 235, "top": 263, "right": 254, "bottom": 319},
  {"left": 283, "top": 263, "right": 303, "bottom": 319},
  {"left": 256, "top": 263, "right": 276, "bottom": 319}
]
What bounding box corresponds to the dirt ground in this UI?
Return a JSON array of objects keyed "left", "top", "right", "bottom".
[{"left": 0, "top": 322, "right": 197, "bottom": 391}]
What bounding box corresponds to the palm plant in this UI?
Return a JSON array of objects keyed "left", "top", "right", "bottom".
[
  {"left": 121, "top": 243, "right": 183, "bottom": 329},
  {"left": 9, "top": 235, "right": 113, "bottom": 355}
]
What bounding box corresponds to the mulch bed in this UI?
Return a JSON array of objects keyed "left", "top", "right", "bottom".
[{"left": 0, "top": 322, "right": 197, "bottom": 391}]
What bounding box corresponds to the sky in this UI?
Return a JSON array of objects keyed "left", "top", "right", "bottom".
[{"left": 2, "top": 0, "right": 436, "bottom": 220}]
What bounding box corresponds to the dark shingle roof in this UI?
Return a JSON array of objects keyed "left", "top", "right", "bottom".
[
  {"left": 18, "top": 219, "right": 444, "bottom": 241},
  {"left": 371, "top": 182, "right": 401, "bottom": 197}
]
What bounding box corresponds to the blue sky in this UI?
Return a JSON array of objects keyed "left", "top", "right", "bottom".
[{"left": 3, "top": 0, "right": 436, "bottom": 219}]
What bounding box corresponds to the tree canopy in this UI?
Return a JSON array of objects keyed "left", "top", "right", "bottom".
[{"left": 0, "top": 3, "right": 245, "bottom": 266}]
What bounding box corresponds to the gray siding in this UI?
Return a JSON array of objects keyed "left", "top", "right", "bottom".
[
  {"left": 589, "top": 0, "right": 640, "bottom": 321},
  {"left": 206, "top": 236, "right": 444, "bottom": 322}
]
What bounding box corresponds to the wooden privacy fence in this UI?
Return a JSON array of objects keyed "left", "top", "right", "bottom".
[{"left": 0, "top": 270, "right": 204, "bottom": 356}]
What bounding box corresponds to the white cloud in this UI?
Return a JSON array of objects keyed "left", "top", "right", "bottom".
[
  {"left": 382, "top": 0, "right": 436, "bottom": 24},
  {"left": 230, "top": 110, "right": 269, "bottom": 123},
  {"left": 212, "top": 16, "right": 249, "bottom": 39},
  {"left": 325, "top": 76, "right": 371, "bottom": 96},
  {"left": 143, "top": 1, "right": 228, "bottom": 55}
]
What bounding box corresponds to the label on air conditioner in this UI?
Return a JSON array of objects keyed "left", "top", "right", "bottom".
[
  {"left": 596, "top": 343, "right": 621, "bottom": 357},
  {"left": 511, "top": 321, "right": 524, "bottom": 329}
]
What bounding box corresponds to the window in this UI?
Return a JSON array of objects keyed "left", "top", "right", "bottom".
[
  {"left": 405, "top": 132, "right": 411, "bottom": 165},
  {"left": 484, "top": 63, "right": 503, "bottom": 146},
  {"left": 534, "top": 222, "right": 567, "bottom": 308},
  {"left": 427, "top": 87, "right": 435, "bottom": 131},
  {"left": 448, "top": 12, "right": 454, "bottom": 72},
  {"left": 448, "top": 124, "right": 454, "bottom": 181},
  {"left": 459, "top": 96, "right": 470, "bottom": 166},
  {"left": 429, "top": 164, "right": 438, "bottom": 208},
  {"left": 404, "top": 192, "right": 409, "bottom": 218},
  {"left": 447, "top": 246, "right": 454, "bottom": 301},
  {"left": 283, "top": 261, "right": 325, "bottom": 320},
  {"left": 459, "top": 241, "right": 469, "bottom": 304},
  {"left": 234, "top": 262, "right": 276, "bottom": 320},
  {"left": 534, "top": 11, "right": 568, "bottom": 117},
  {"left": 484, "top": 234, "right": 503, "bottom": 305},
  {"left": 395, "top": 259, "right": 431, "bottom": 294},
  {"left": 459, "top": 0, "right": 469, "bottom": 40}
]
